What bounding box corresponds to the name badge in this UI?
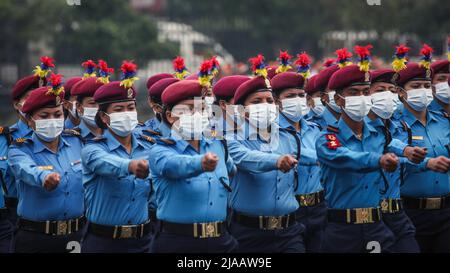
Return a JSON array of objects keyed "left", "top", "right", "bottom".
[
  {"left": 37, "top": 165, "right": 53, "bottom": 171},
  {"left": 412, "top": 136, "right": 424, "bottom": 141}
]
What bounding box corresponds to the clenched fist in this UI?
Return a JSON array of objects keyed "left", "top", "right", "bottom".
[
  {"left": 128, "top": 159, "right": 150, "bottom": 179},
  {"left": 202, "top": 153, "right": 219, "bottom": 172},
  {"left": 43, "top": 173, "right": 60, "bottom": 191},
  {"left": 403, "top": 146, "right": 427, "bottom": 164},
  {"left": 380, "top": 153, "right": 399, "bottom": 173},
  {"left": 277, "top": 155, "right": 298, "bottom": 173},
  {"left": 427, "top": 156, "right": 450, "bottom": 173}
]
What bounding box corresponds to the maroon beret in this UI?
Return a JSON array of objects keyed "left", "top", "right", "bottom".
[
  {"left": 63, "top": 77, "right": 83, "bottom": 96},
  {"left": 94, "top": 81, "right": 137, "bottom": 104},
  {"left": 149, "top": 78, "right": 180, "bottom": 101},
  {"left": 305, "top": 75, "right": 319, "bottom": 95},
  {"left": 146, "top": 73, "right": 174, "bottom": 91},
  {"left": 314, "top": 65, "right": 339, "bottom": 91},
  {"left": 71, "top": 77, "right": 104, "bottom": 97},
  {"left": 22, "top": 86, "right": 65, "bottom": 114},
  {"left": 370, "top": 69, "right": 396, "bottom": 84},
  {"left": 267, "top": 65, "right": 278, "bottom": 80},
  {"left": 396, "top": 63, "right": 433, "bottom": 87},
  {"left": 234, "top": 76, "right": 272, "bottom": 105},
  {"left": 12, "top": 75, "right": 47, "bottom": 100},
  {"left": 271, "top": 72, "right": 306, "bottom": 93},
  {"left": 430, "top": 60, "right": 449, "bottom": 75},
  {"left": 161, "top": 80, "right": 203, "bottom": 106},
  {"left": 328, "top": 65, "right": 371, "bottom": 91},
  {"left": 213, "top": 75, "right": 251, "bottom": 99}
]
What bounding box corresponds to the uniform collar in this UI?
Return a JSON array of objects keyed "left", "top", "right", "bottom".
[
  {"left": 429, "top": 99, "right": 444, "bottom": 113},
  {"left": 173, "top": 137, "right": 213, "bottom": 153},
  {"left": 32, "top": 133, "right": 69, "bottom": 154},
  {"left": 338, "top": 118, "right": 377, "bottom": 142},
  {"left": 322, "top": 107, "right": 339, "bottom": 127},
  {"left": 104, "top": 129, "right": 142, "bottom": 152},
  {"left": 12, "top": 119, "right": 32, "bottom": 136},
  {"left": 78, "top": 120, "right": 97, "bottom": 138},
  {"left": 402, "top": 107, "right": 439, "bottom": 127}
]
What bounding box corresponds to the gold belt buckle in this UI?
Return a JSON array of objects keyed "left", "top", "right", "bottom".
[
  {"left": 199, "top": 222, "right": 220, "bottom": 238},
  {"left": 355, "top": 208, "right": 373, "bottom": 224},
  {"left": 56, "top": 221, "right": 68, "bottom": 236},
  {"left": 267, "top": 216, "right": 283, "bottom": 230},
  {"left": 119, "top": 226, "right": 134, "bottom": 239},
  {"left": 299, "top": 194, "right": 316, "bottom": 207},
  {"left": 381, "top": 199, "right": 389, "bottom": 213},
  {"left": 425, "top": 198, "right": 442, "bottom": 210}
]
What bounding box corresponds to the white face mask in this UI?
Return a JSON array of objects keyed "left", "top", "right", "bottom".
[
  {"left": 392, "top": 93, "right": 401, "bottom": 112},
  {"left": 311, "top": 97, "right": 325, "bottom": 116},
  {"left": 108, "top": 111, "right": 138, "bottom": 137},
  {"left": 69, "top": 102, "right": 77, "bottom": 118},
  {"left": 425, "top": 88, "right": 433, "bottom": 106},
  {"left": 406, "top": 88, "right": 430, "bottom": 112},
  {"left": 435, "top": 82, "right": 450, "bottom": 104},
  {"left": 371, "top": 91, "right": 395, "bottom": 120},
  {"left": 33, "top": 118, "right": 64, "bottom": 142},
  {"left": 178, "top": 111, "right": 210, "bottom": 139},
  {"left": 281, "top": 97, "right": 307, "bottom": 122},
  {"left": 328, "top": 91, "right": 342, "bottom": 113},
  {"left": 341, "top": 95, "right": 372, "bottom": 122},
  {"left": 80, "top": 107, "right": 98, "bottom": 127},
  {"left": 226, "top": 105, "right": 244, "bottom": 126},
  {"left": 247, "top": 103, "right": 277, "bottom": 129}
]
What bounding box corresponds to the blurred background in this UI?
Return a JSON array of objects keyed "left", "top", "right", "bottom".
[{"left": 0, "top": 0, "right": 449, "bottom": 124}]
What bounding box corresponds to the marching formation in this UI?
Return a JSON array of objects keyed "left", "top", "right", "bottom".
[{"left": 0, "top": 40, "right": 449, "bottom": 253}]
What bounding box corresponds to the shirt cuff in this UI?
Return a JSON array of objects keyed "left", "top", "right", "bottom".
[
  {"left": 119, "top": 159, "right": 132, "bottom": 178},
  {"left": 368, "top": 153, "right": 383, "bottom": 169}
]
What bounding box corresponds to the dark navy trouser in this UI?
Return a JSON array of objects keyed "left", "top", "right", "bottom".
[
  {"left": 152, "top": 231, "right": 238, "bottom": 253},
  {"left": 12, "top": 228, "right": 83, "bottom": 253},
  {"left": 0, "top": 218, "right": 12, "bottom": 253},
  {"left": 295, "top": 201, "right": 327, "bottom": 253},
  {"left": 382, "top": 211, "right": 420, "bottom": 253},
  {"left": 322, "top": 221, "right": 395, "bottom": 253},
  {"left": 406, "top": 208, "right": 450, "bottom": 253},
  {"left": 229, "top": 220, "right": 305, "bottom": 253},
  {"left": 81, "top": 231, "right": 152, "bottom": 253}
]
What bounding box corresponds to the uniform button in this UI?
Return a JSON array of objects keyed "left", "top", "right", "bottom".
[
  {"left": 132, "top": 198, "right": 135, "bottom": 202},
  {"left": 64, "top": 213, "right": 67, "bottom": 216},
  {"left": 277, "top": 178, "right": 281, "bottom": 182},
  {"left": 365, "top": 186, "right": 368, "bottom": 189},
  {"left": 435, "top": 181, "right": 439, "bottom": 184},
  {"left": 210, "top": 202, "right": 213, "bottom": 206},
  {"left": 277, "top": 197, "right": 280, "bottom": 200},
  {"left": 66, "top": 192, "right": 69, "bottom": 196}
]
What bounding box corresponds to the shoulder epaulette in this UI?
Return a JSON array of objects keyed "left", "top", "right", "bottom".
[
  {"left": 140, "top": 134, "right": 156, "bottom": 144},
  {"left": 138, "top": 121, "right": 145, "bottom": 127},
  {"left": 326, "top": 126, "right": 340, "bottom": 133},
  {"left": 63, "top": 129, "right": 81, "bottom": 137},
  {"left": 88, "top": 136, "right": 107, "bottom": 143},
  {"left": 0, "top": 126, "right": 17, "bottom": 135},
  {"left": 143, "top": 128, "right": 162, "bottom": 136},
  {"left": 157, "top": 138, "right": 176, "bottom": 146},
  {"left": 12, "top": 137, "right": 31, "bottom": 146}
]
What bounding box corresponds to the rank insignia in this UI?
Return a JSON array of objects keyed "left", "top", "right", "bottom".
[{"left": 325, "top": 134, "right": 341, "bottom": 150}]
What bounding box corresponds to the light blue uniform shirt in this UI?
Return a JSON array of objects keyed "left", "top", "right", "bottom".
[
  {"left": 8, "top": 133, "right": 84, "bottom": 221},
  {"left": 0, "top": 135, "right": 7, "bottom": 208},
  {"left": 278, "top": 114, "right": 323, "bottom": 195},
  {"left": 149, "top": 136, "right": 235, "bottom": 224},
  {"left": 76, "top": 120, "right": 99, "bottom": 142},
  {"left": 306, "top": 110, "right": 326, "bottom": 131},
  {"left": 227, "top": 123, "right": 301, "bottom": 216},
  {"left": 64, "top": 117, "right": 77, "bottom": 130},
  {"left": 81, "top": 129, "right": 152, "bottom": 226},
  {"left": 321, "top": 107, "right": 339, "bottom": 129}
]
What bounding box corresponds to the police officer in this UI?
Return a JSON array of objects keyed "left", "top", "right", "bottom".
[
  {"left": 62, "top": 77, "right": 82, "bottom": 129},
  {"left": 144, "top": 73, "right": 175, "bottom": 133},
  {"left": 4, "top": 57, "right": 52, "bottom": 230},
  {"left": 81, "top": 61, "right": 153, "bottom": 253},
  {"left": 149, "top": 77, "right": 238, "bottom": 253},
  {"left": 366, "top": 69, "right": 427, "bottom": 253},
  {"left": 316, "top": 47, "right": 396, "bottom": 253},
  {"left": 8, "top": 73, "right": 85, "bottom": 253},
  {"left": 271, "top": 69, "right": 327, "bottom": 253},
  {"left": 393, "top": 45, "right": 450, "bottom": 253},
  {"left": 226, "top": 55, "right": 305, "bottom": 253},
  {"left": 305, "top": 75, "right": 325, "bottom": 129},
  {"left": 71, "top": 60, "right": 114, "bottom": 142},
  {"left": 429, "top": 58, "right": 449, "bottom": 116}
]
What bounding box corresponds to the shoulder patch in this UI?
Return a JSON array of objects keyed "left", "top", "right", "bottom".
[
  {"left": 143, "top": 129, "right": 162, "bottom": 136},
  {"left": 325, "top": 134, "right": 341, "bottom": 150},
  {"left": 326, "top": 126, "right": 340, "bottom": 134},
  {"left": 140, "top": 134, "right": 156, "bottom": 144},
  {"left": 13, "top": 137, "right": 31, "bottom": 146},
  {"left": 0, "top": 126, "right": 17, "bottom": 135}
]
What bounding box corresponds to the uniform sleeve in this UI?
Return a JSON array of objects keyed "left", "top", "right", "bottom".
[
  {"left": 225, "top": 154, "right": 237, "bottom": 176},
  {"left": 299, "top": 147, "right": 318, "bottom": 166},
  {"left": 227, "top": 140, "right": 279, "bottom": 173},
  {"left": 8, "top": 146, "right": 51, "bottom": 188},
  {"left": 387, "top": 138, "right": 408, "bottom": 157},
  {"left": 148, "top": 144, "right": 204, "bottom": 179},
  {"left": 81, "top": 143, "right": 131, "bottom": 179},
  {"left": 315, "top": 133, "right": 382, "bottom": 172}
]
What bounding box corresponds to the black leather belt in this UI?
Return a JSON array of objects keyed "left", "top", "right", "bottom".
[
  {"left": 5, "top": 197, "right": 18, "bottom": 209},
  {"left": 18, "top": 216, "right": 86, "bottom": 236},
  {"left": 149, "top": 209, "right": 157, "bottom": 223},
  {"left": 296, "top": 190, "right": 325, "bottom": 207},
  {"left": 160, "top": 220, "right": 226, "bottom": 238},
  {"left": 88, "top": 221, "right": 151, "bottom": 239},
  {"left": 328, "top": 208, "right": 381, "bottom": 224},
  {"left": 381, "top": 199, "right": 404, "bottom": 214},
  {"left": 232, "top": 211, "right": 296, "bottom": 230},
  {"left": 402, "top": 195, "right": 450, "bottom": 210}
]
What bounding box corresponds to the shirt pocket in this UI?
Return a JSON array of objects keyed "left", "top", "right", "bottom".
[
  {"left": 67, "top": 161, "right": 83, "bottom": 194},
  {"left": 437, "top": 138, "right": 450, "bottom": 157}
]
